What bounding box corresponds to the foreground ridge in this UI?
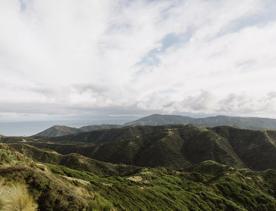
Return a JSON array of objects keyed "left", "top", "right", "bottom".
[{"left": 0, "top": 143, "right": 275, "bottom": 210}]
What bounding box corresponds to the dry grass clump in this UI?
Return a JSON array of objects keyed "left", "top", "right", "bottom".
[
  {"left": 127, "top": 175, "right": 143, "bottom": 182},
  {"left": 0, "top": 179, "right": 37, "bottom": 211}
]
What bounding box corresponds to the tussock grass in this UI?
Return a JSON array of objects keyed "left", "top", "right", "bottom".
[{"left": 0, "top": 179, "right": 37, "bottom": 211}]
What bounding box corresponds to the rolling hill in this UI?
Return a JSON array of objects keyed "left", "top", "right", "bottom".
[
  {"left": 27, "top": 125, "right": 276, "bottom": 171},
  {"left": 3, "top": 122, "right": 276, "bottom": 210},
  {"left": 0, "top": 143, "right": 275, "bottom": 210},
  {"left": 9, "top": 143, "right": 140, "bottom": 176},
  {"left": 33, "top": 125, "right": 80, "bottom": 137}
]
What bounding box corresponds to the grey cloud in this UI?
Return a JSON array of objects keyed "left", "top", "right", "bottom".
[
  {"left": 0, "top": 102, "right": 71, "bottom": 115},
  {"left": 217, "top": 94, "right": 252, "bottom": 113},
  {"left": 179, "top": 91, "right": 214, "bottom": 111},
  {"left": 1, "top": 0, "right": 276, "bottom": 123},
  {"left": 151, "top": 91, "right": 276, "bottom": 117},
  {"left": 73, "top": 84, "right": 109, "bottom": 95},
  {"left": 27, "top": 87, "right": 56, "bottom": 97},
  {"left": 267, "top": 92, "right": 276, "bottom": 99},
  {"left": 216, "top": 93, "right": 276, "bottom": 115}
]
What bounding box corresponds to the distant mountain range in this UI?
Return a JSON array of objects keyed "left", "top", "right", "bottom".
[
  {"left": 126, "top": 114, "right": 276, "bottom": 130},
  {"left": 34, "top": 114, "right": 276, "bottom": 137}
]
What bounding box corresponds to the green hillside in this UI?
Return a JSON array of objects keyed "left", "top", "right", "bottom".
[
  {"left": 0, "top": 143, "right": 275, "bottom": 211},
  {"left": 27, "top": 125, "right": 276, "bottom": 171}
]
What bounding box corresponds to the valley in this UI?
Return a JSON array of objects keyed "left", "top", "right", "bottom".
[{"left": 1, "top": 117, "right": 276, "bottom": 210}]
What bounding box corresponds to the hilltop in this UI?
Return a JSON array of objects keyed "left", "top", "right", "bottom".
[
  {"left": 34, "top": 125, "right": 80, "bottom": 137},
  {"left": 34, "top": 124, "right": 120, "bottom": 138}
]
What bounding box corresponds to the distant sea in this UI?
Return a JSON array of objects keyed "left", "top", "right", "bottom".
[{"left": 0, "top": 116, "right": 137, "bottom": 136}]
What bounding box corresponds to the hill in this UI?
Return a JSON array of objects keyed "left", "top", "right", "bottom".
[
  {"left": 126, "top": 114, "right": 194, "bottom": 126},
  {"left": 126, "top": 114, "right": 276, "bottom": 130},
  {"left": 27, "top": 125, "right": 276, "bottom": 171},
  {"left": 34, "top": 125, "right": 80, "bottom": 137},
  {"left": 8, "top": 143, "right": 140, "bottom": 176},
  {"left": 33, "top": 114, "right": 276, "bottom": 138},
  {"left": 34, "top": 124, "right": 120, "bottom": 137},
  {"left": 0, "top": 143, "right": 275, "bottom": 210}
]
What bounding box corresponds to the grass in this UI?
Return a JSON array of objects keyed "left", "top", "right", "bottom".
[
  {"left": 0, "top": 143, "right": 275, "bottom": 210},
  {"left": 47, "top": 161, "right": 276, "bottom": 211},
  {"left": 0, "top": 179, "right": 37, "bottom": 211}
]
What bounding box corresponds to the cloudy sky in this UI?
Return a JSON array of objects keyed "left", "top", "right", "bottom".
[{"left": 1, "top": 0, "right": 276, "bottom": 132}]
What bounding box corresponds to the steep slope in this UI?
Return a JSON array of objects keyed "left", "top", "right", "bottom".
[
  {"left": 1, "top": 143, "right": 275, "bottom": 211},
  {"left": 28, "top": 125, "right": 276, "bottom": 170},
  {"left": 0, "top": 144, "right": 108, "bottom": 210},
  {"left": 178, "top": 126, "right": 244, "bottom": 168},
  {"left": 9, "top": 143, "right": 140, "bottom": 176},
  {"left": 126, "top": 114, "right": 276, "bottom": 130},
  {"left": 212, "top": 126, "right": 276, "bottom": 170}
]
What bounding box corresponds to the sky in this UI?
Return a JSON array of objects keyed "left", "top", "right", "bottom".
[{"left": 1, "top": 0, "right": 276, "bottom": 135}]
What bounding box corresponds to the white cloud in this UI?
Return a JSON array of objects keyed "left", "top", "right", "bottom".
[{"left": 0, "top": 0, "right": 276, "bottom": 121}]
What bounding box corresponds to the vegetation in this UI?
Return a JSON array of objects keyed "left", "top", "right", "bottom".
[
  {"left": 16, "top": 125, "right": 276, "bottom": 171},
  {"left": 0, "top": 143, "right": 275, "bottom": 210},
  {"left": 0, "top": 179, "right": 37, "bottom": 211}
]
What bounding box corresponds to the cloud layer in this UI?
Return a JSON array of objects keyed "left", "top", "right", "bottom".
[{"left": 1, "top": 0, "right": 276, "bottom": 121}]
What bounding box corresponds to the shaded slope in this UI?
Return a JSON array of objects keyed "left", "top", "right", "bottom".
[
  {"left": 28, "top": 125, "right": 276, "bottom": 170},
  {"left": 178, "top": 127, "right": 244, "bottom": 168},
  {"left": 212, "top": 126, "right": 276, "bottom": 170}
]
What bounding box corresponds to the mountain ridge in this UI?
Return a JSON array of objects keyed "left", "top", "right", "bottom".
[
  {"left": 26, "top": 125, "right": 276, "bottom": 171},
  {"left": 125, "top": 114, "right": 276, "bottom": 130},
  {"left": 34, "top": 114, "right": 276, "bottom": 138}
]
